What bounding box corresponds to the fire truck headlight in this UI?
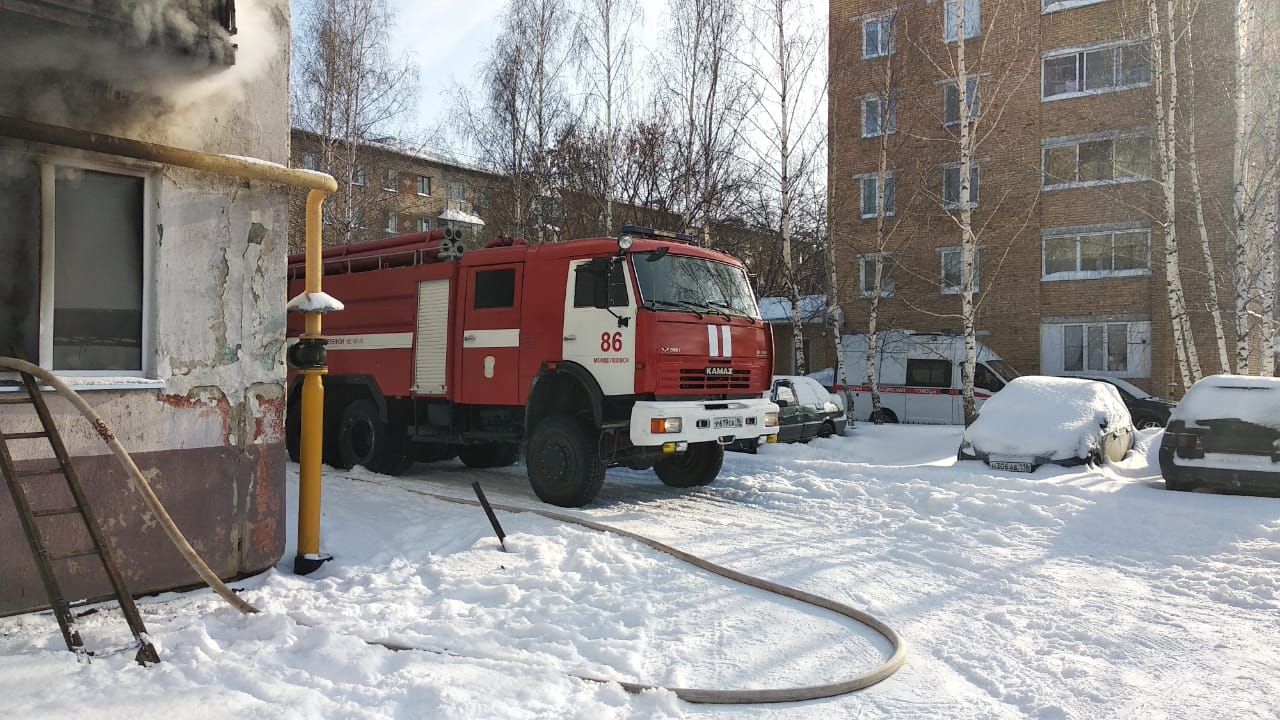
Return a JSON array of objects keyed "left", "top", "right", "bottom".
[
  {"left": 650, "top": 417, "right": 682, "bottom": 434},
  {"left": 618, "top": 234, "right": 635, "bottom": 251},
  {"left": 763, "top": 412, "right": 780, "bottom": 428}
]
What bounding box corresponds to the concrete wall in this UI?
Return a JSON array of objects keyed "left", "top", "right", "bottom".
[{"left": 0, "top": 0, "right": 292, "bottom": 615}]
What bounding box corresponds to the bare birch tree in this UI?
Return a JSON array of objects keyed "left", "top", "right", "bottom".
[
  {"left": 573, "top": 0, "right": 641, "bottom": 234},
  {"left": 739, "top": 0, "right": 825, "bottom": 374},
  {"left": 659, "top": 0, "right": 747, "bottom": 246},
  {"left": 292, "top": 0, "right": 418, "bottom": 245}
]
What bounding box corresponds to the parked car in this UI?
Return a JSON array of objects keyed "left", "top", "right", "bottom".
[
  {"left": 1160, "top": 375, "right": 1280, "bottom": 495},
  {"left": 1077, "top": 374, "right": 1176, "bottom": 429},
  {"left": 958, "top": 376, "right": 1135, "bottom": 472},
  {"left": 731, "top": 376, "right": 846, "bottom": 452}
]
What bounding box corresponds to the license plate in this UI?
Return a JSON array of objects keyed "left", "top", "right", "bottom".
[
  {"left": 989, "top": 460, "right": 1034, "bottom": 473},
  {"left": 713, "top": 417, "right": 743, "bottom": 429}
]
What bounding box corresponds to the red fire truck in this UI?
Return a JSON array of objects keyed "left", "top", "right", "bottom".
[{"left": 285, "top": 226, "right": 779, "bottom": 507}]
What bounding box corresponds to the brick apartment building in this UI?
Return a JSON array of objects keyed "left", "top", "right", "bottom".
[
  {"left": 830, "top": 0, "right": 1258, "bottom": 395},
  {"left": 288, "top": 130, "right": 506, "bottom": 252}
]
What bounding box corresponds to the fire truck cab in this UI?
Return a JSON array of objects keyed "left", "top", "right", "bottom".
[{"left": 286, "top": 227, "right": 780, "bottom": 507}]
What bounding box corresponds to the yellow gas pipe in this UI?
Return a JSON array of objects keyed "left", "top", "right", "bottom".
[{"left": 0, "top": 116, "right": 339, "bottom": 581}]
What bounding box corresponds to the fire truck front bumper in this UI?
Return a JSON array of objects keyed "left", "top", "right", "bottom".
[{"left": 629, "top": 398, "right": 781, "bottom": 447}]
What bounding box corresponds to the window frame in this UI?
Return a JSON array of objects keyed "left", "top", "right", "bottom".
[
  {"left": 943, "top": 0, "right": 981, "bottom": 43},
  {"left": 938, "top": 245, "right": 981, "bottom": 295},
  {"left": 1041, "top": 132, "right": 1151, "bottom": 190},
  {"left": 1042, "top": 0, "right": 1113, "bottom": 15},
  {"left": 857, "top": 253, "right": 897, "bottom": 298},
  {"left": 418, "top": 216, "right": 431, "bottom": 233},
  {"left": 417, "top": 175, "right": 432, "bottom": 196},
  {"left": 941, "top": 162, "right": 982, "bottom": 209},
  {"left": 384, "top": 210, "right": 398, "bottom": 234},
  {"left": 1041, "top": 225, "right": 1152, "bottom": 280},
  {"left": 352, "top": 164, "right": 366, "bottom": 186},
  {"left": 942, "top": 76, "right": 981, "bottom": 127},
  {"left": 1041, "top": 39, "right": 1151, "bottom": 101},
  {"left": 1061, "top": 322, "right": 1132, "bottom": 373},
  {"left": 14, "top": 158, "right": 158, "bottom": 378},
  {"left": 857, "top": 172, "right": 896, "bottom": 219},
  {"left": 862, "top": 14, "right": 895, "bottom": 59},
  {"left": 861, "top": 92, "right": 897, "bottom": 139},
  {"left": 382, "top": 168, "right": 398, "bottom": 192}
]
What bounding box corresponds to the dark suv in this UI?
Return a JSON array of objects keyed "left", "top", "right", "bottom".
[
  {"left": 1160, "top": 375, "right": 1280, "bottom": 495},
  {"left": 1078, "top": 375, "right": 1176, "bottom": 430}
]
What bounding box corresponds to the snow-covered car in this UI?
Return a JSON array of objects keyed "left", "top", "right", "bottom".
[
  {"left": 1077, "top": 374, "right": 1176, "bottom": 429},
  {"left": 730, "top": 376, "right": 846, "bottom": 452},
  {"left": 1159, "top": 375, "right": 1280, "bottom": 494},
  {"left": 958, "top": 376, "right": 1135, "bottom": 472}
]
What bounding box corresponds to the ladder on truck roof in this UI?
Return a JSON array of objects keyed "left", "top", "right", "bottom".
[{"left": 0, "top": 368, "right": 159, "bottom": 666}]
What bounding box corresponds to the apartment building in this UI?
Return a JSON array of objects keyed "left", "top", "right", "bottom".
[
  {"left": 288, "top": 130, "right": 505, "bottom": 252},
  {"left": 830, "top": 0, "right": 1247, "bottom": 395}
]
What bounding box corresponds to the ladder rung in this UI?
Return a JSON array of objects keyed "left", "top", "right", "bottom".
[
  {"left": 32, "top": 506, "right": 83, "bottom": 518},
  {"left": 0, "top": 394, "right": 35, "bottom": 405},
  {"left": 2, "top": 431, "right": 49, "bottom": 440},
  {"left": 14, "top": 467, "right": 65, "bottom": 478},
  {"left": 47, "top": 548, "right": 101, "bottom": 562}
]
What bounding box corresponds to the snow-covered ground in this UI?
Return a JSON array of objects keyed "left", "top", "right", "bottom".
[{"left": 3, "top": 426, "right": 1278, "bottom": 719}]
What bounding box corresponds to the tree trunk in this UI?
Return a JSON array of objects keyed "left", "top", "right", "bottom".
[
  {"left": 1234, "top": 0, "right": 1255, "bottom": 371},
  {"left": 952, "top": 0, "right": 979, "bottom": 425},
  {"left": 1184, "top": 39, "right": 1233, "bottom": 373}
]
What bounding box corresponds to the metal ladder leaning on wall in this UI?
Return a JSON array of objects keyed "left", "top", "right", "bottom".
[{"left": 0, "top": 369, "right": 159, "bottom": 665}]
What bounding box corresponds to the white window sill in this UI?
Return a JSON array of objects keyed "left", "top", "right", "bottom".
[
  {"left": 1042, "top": 268, "right": 1151, "bottom": 281},
  {"left": 0, "top": 377, "right": 165, "bottom": 393},
  {"left": 1042, "top": 0, "right": 1111, "bottom": 15},
  {"left": 859, "top": 291, "right": 896, "bottom": 299},
  {"left": 863, "top": 51, "right": 892, "bottom": 60},
  {"left": 860, "top": 212, "right": 896, "bottom": 220},
  {"left": 943, "top": 202, "right": 979, "bottom": 210},
  {"left": 1042, "top": 83, "right": 1149, "bottom": 102},
  {"left": 1043, "top": 176, "right": 1149, "bottom": 191},
  {"left": 417, "top": 193, "right": 431, "bottom": 197},
  {"left": 941, "top": 287, "right": 979, "bottom": 295}
]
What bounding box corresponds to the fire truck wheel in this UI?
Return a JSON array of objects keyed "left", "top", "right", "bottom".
[
  {"left": 459, "top": 442, "right": 521, "bottom": 469},
  {"left": 526, "top": 415, "right": 605, "bottom": 507},
  {"left": 654, "top": 442, "right": 724, "bottom": 488},
  {"left": 336, "top": 399, "right": 412, "bottom": 475}
]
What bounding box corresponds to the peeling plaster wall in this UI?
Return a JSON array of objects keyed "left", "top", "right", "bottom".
[{"left": 0, "top": 1, "right": 293, "bottom": 615}]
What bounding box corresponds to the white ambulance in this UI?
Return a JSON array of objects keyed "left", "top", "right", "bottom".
[{"left": 838, "top": 331, "right": 1021, "bottom": 424}]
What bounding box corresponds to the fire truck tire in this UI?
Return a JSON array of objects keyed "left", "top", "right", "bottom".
[
  {"left": 526, "top": 415, "right": 605, "bottom": 507},
  {"left": 458, "top": 442, "right": 521, "bottom": 469},
  {"left": 654, "top": 442, "right": 724, "bottom": 488},
  {"left": 336, "top": 399, "right": 413, "bottom": 475}
]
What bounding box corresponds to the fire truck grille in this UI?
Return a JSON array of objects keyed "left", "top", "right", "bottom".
[{"left": 670, "top": 367, "right": 756, "bottom": 391}]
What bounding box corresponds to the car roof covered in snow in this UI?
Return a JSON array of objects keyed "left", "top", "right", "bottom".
[
  {"left": 1171, "top": 374, "right": 1280, "bottom": 430},
  {"left": 963, "top": 376, "right": 1132, "bottom": 461}
]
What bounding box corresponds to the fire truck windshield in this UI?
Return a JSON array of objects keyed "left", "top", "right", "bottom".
[{"left": 632, "top": 252, "right": 761, "bottom": 320}]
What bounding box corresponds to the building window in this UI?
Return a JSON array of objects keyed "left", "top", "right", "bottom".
[
  {"left": 1042, "top": 41, "right": 1150, "bottom": 100},
  {"left": 352, "top": 165, "right": 366, "bottom": 186},
  {"left": 1042, "top": 320, "right": 1151, "bottom": 377},
  {"left": 384, "top": 211, "right": 398, "bottom": 234},
  {"left": 383, "top": 169, "right": 397, "bottom": 192},
  {"left": 939, "top": 246, "right": 980, "bottom": 294},
  {"left": 417, "top": 175, "right": 431, "bottom": 196},
  {"left": 858, "top": 254, "right": 896, "bottom": 297},
  {"left": 942, "top": 164, "right": 981, "bottom": 208},
  {"left": 323, "top": 205, "right": 334, "bottom": 226},
  {"left": 1043, "top": 0, "right": 1111, "bottom": 12},
  {"left": 944, "top": 0, "right": 980, "bottom": 43},
  {"left": 1042, "top": 134, "right": 1150, "bottom": 188},
  {"left": 859, "top": 174, "right": 895, "bottom": 218},
  {"left": 1042, "top": 227, "right": 1150, "bottom": 279},
  {"left": 0, "top": 162, "right": 151, "bottom": 374},
  {"left": 352, "top": 208, "right": 365, "bottom": 228},
  {"left": 418, "top": 216, "right": 431, "bottom": 233},
  {"left": 861, "top": 92, "right": 897, "bottom": 138},
  {"left": 301, "top": 153, "right": 319, "bottom": 171},
  {"left": 474, "top": 269, "right": 516, "bottom": 309},
  {"left": 863, "top": 15, "right": 894, "bottom": 58},
  {"left": 943, "top": 77, "right": 980, "bottom": 125},
  {"left": 448, "top": 181, "right": 466, "bottom": 201}
]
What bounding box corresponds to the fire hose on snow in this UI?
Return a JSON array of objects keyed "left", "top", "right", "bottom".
[{"left": 1, "top": 357, "right": 904, "bottom": 703}]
